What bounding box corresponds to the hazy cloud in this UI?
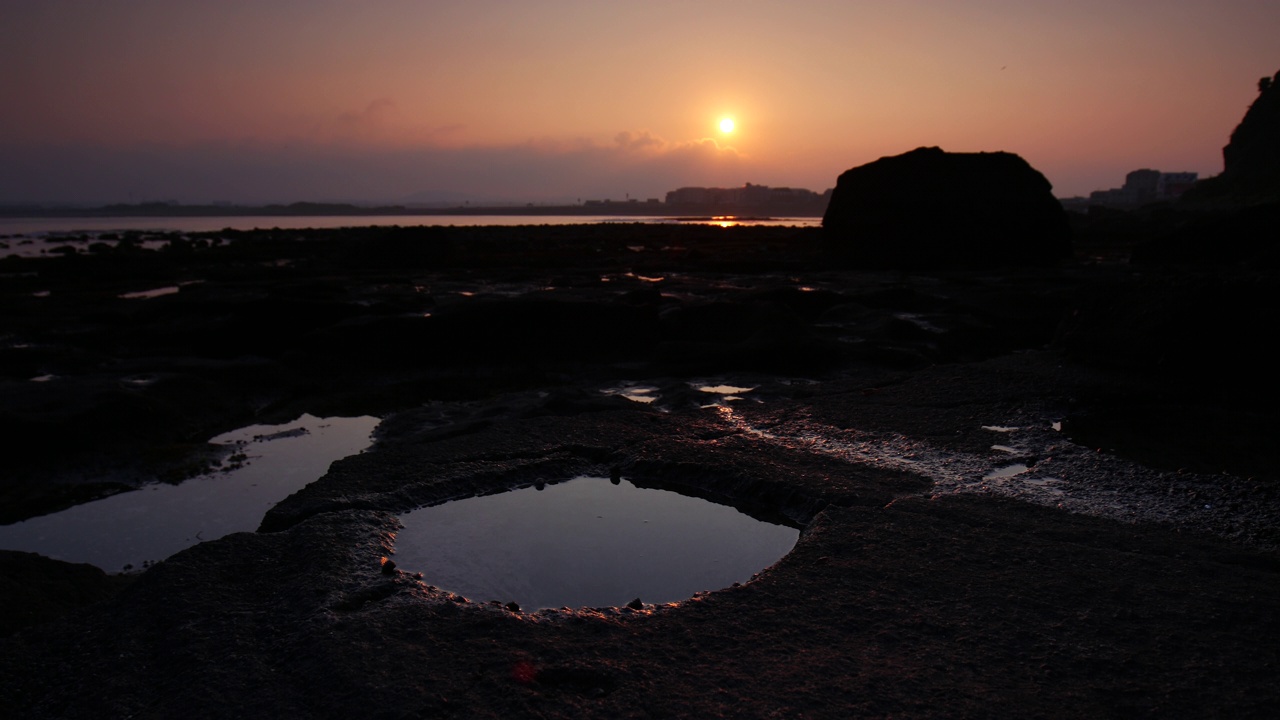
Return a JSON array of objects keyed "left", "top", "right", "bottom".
[
  {"left": 325, "top": 100, "right": 468, "bottom": 148},
  {"left": 332, "top": 99, "right": 399, "bottom": 141},
  {"left": 0, "top": 130, "right": 754, "bottom": 205},
  {"left": 613, "top": 130, "right": 664, "bottom": 152}
]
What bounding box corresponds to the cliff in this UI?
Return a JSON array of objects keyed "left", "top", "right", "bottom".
[{"left": 1183, "top": 69, "right": 1280, "bottom": 206}]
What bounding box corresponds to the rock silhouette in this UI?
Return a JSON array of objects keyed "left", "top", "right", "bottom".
[
  {"left": 1137, "top": 69, "right": 1280, "bottom": 262},
  {"left": 1223, "top": 70, "right": 1280, "bottom": 185},
  {"left": 822, "top": 146, "right": 1071, "bottom": 268},
  {"left": 1183, "top": 69, "right": 1280, "bottom": 205}
]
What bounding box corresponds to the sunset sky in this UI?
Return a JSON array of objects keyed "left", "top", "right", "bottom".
[{"left": 2, "top": 1, "right": 1277, "bottom": 205}]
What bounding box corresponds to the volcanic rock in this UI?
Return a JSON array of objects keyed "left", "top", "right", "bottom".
[{"left": 822, "top": 146, "right": 1071, "bottom": 268}]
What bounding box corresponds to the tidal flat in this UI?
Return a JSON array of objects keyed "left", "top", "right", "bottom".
[{"left": 1, "top": 222, "right": 1277, "bottom": 718}]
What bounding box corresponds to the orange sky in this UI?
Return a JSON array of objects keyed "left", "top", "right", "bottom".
[{"left": 2, "top": 1, "right": 1277, "bottom": 204}]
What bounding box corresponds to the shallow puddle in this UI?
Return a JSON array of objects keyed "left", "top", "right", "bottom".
[
  {"left": 393, "top": 476, "right": 799, "bottom": 610},
  {"left": 697, "top": 384, "right": 755, "bottom": 395},
  {"left": 119, "top": 285, "right": 181, "bottom": 299},
  {"left": 0, "top": 414, "right": 379, "bottom": 572},
  {"left": 600, "top": 383, "right": 660, "bottom": 404},
  {"left": 983, "top": 463, "right": 1030, "bottom": 480},
  {"left": 118, "top": 280, "right": 202, "bottom": 300},
  {"left": 696, "top": 382, "right": 757, "bottom": 407}
]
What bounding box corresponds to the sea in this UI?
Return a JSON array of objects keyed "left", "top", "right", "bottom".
[{"left": 0, "top": 214, "right": 821, "bottom": 259}]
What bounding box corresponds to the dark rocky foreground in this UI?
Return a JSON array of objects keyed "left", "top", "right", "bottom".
[{"left": 1, "top": 221, "right": 1278, "bottom": 718}]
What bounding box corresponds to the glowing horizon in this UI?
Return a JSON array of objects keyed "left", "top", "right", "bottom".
[{"left": 1, "top": 1, "right": 1277, "bottom": 205}]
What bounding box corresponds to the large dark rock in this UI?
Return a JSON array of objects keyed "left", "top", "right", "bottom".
[
  {"left": 1145, "top": 70, "right": 1280, "bottom": 262},
  {"left": 822, "top": 146, "right": 1071, "bottom": 268},
  {"left": 1183, "top": 69, "right": 1280, "bottom": 206},
  {"left": 1222, "top": 70, "right": 1280, "bottom": 185}
]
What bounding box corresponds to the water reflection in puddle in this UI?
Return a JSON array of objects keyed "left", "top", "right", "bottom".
[
  {"left": 118, "top": 281, "right": 202, "bottom": 300},
  {"left": 983, "top": 463, "right": 1029, "bottom": 480},
  {"left": 0, "top": 414, "right": 379, "bottom": 572},
  {"left": 393, "top": 476, "right": 799, "bottom": 610},
  {"left": 698, "top": 384, "right": 755, "bottom": 395},
  {"left": 696, "top": 383, "right": 757, "bottom": 408},
  {"left": 119, "top": 286, "right": 180, "bottom": 299},
  {"left": 600, "top": 383, "right": 660, "bottom": 404}
]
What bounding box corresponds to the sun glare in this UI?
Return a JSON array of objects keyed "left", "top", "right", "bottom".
[{"left": 719, "top": 118, "right": 735, "bottom": 133}]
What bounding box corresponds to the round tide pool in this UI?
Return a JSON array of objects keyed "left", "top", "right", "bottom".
[{"left": 392, "top": 476, "right": 800, "bottom": 610}]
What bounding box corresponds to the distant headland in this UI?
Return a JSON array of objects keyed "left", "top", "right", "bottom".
[{"left": 0, "top": 183, "right": 833, "bottom": 219}]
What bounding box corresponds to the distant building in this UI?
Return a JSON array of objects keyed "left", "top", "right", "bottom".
[
  {"left": 665, "top": 183, "right": 831, "bottom": 214},
  {"left": 579, "top": 198, "right": 663, "bottom": 213},
  {"left": 1156, "top": 172, "right": 1198, "bottom": 199},
  {"left": 1088, "top": 169, "right": 1199, "bottom": 208},
  {"left": 582, "top": 183, "right": 830, "bottom": 216}
]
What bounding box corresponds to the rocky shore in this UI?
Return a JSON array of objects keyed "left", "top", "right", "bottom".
[{"left": 1, "top": 219, "right": 1277, "bottom": 718}]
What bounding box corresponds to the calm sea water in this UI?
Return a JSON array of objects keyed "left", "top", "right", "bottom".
[
  {"left": 0, "top": 215, "right": 819, "bottom": 258},
  {"left": 0, "top": 214, "right": 819, "bottom": 235}
]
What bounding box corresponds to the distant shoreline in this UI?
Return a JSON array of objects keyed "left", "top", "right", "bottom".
[{"left": 0, "top": 201, "right": 828, "bottom": 220}]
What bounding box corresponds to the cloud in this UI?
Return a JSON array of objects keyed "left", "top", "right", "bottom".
[
  {"left": 613, "top": 130, "right": 664, "bottom": 152},
  {"left": 325, "top": 100, "right": 468, "bottom": 147},
  {"left": 332, "top": 98, "right": 399, "bottom": 141},
  {"left": 0, "top": 131, "right": 754, "bottom": 205}
]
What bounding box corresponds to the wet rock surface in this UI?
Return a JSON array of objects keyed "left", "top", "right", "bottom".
[
  {"left": 0, "top": 551, "right": 135, "bottom": 637},
  {"left": 2, "top": 223, "right": 1278, "bottom": 717}
]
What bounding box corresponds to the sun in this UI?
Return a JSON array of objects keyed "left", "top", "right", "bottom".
[{"left": 719, "top": 117, "right": 735, "bottom": 133}]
